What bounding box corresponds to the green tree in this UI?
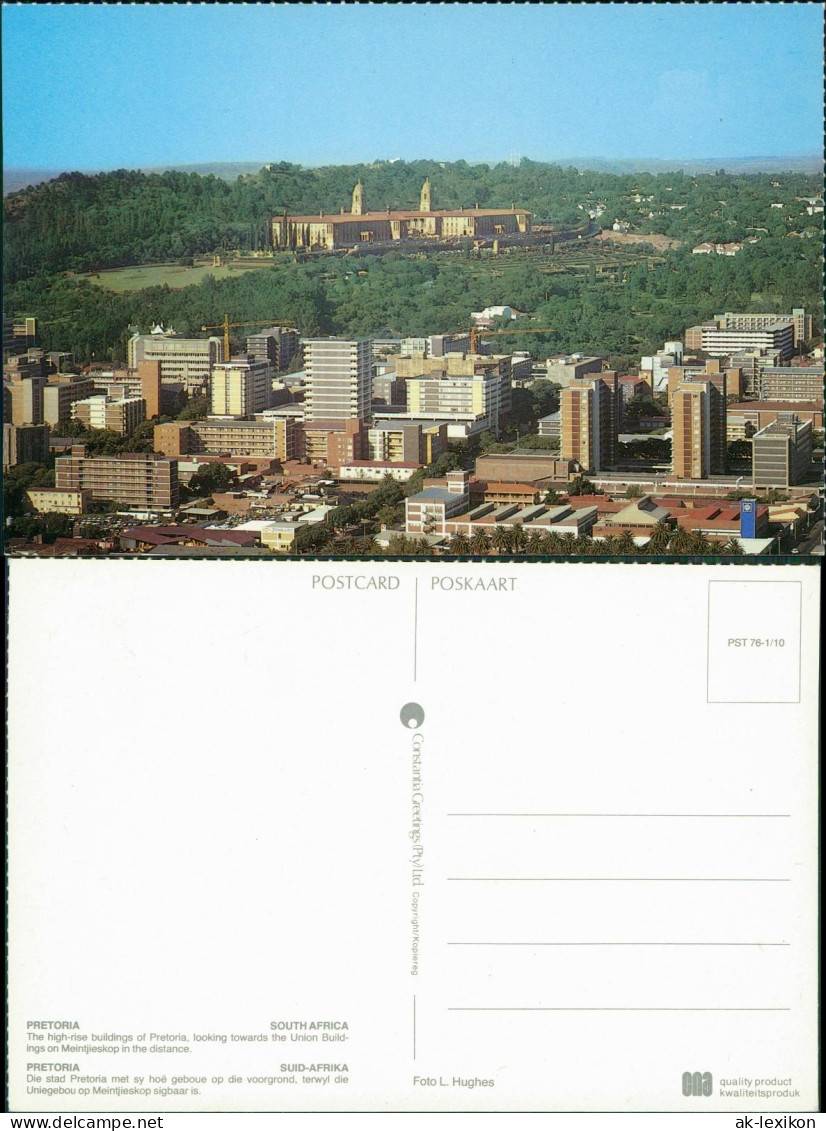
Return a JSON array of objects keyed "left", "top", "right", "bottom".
[
  {"left": 470, "top": 527, "right": 491, "bottom": 556},
  {"left": 646, "top": 521, "right": 672, "bottom": 554},
  {"left": 189, "top": 462, "right": 236, "bottom": 494}
]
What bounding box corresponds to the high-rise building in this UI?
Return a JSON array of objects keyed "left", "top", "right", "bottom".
[
  {"left": 367, "top": 422, "right": 447, "bottom": 464},
  {"left": 752, "top": 414, "right": 813, "bottom": 490},
  {"left": 138, "top": 361, "right": 162, "bottom": 419},
  {"left": 72, "top": 395, "right": 146, "bottom": 436},
  {"left": 5, "top": 372, "right": 47, "bottom": 424},
  {"left": 671, "top": 376, "right": 727, "bottom": 480},
  {"left": 684, "top": 310, "right": 810, "bottom": 360},
  {"left": 42, "top": 375, "right": 96, "bottom": 425},
  {"left": 405, "top": 370, "right": 509, "bottom": 434},
  {"left": 55, "top": 445, "right": 178, "bottom": 511},
  {"left": 560, "top": 371, "right": 621, "bottom": 472},
  {"left": 127, "top": 326, "right": 224, "bottom": 393},
  {"left": 3, "top": 316, "right": 37, "bottom": 359},
  {"left": 758, "top": 367, "right": 824, "bottom": 402},
  {"left": 210, "top": 357, "right": 273, "bottom": 416},
  {"left": 3, "top": 423, "right": 50, "bottom": 469},
  {"left": 246, "top": 326, "right": 300, "bottom": 372},
  {"left": 303, "top": 339, "right": 373, "bottom": 424}
]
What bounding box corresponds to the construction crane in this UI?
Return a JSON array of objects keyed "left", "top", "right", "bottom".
[
  {"left": 199, "top": 315, "right": 297, "bottom": 362},
  {"left": 469, "top": 324, "right": 557, "bottom": 354}
]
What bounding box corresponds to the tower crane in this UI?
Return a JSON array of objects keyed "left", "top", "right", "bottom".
[
  {"left": 199, "top": 315, "right": 297, "bottom": 362},
  {"left": 469, "top": 324, "right": 557, "bottom": 354}
]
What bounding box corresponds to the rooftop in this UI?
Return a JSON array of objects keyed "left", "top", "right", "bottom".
[{"left": 284, "top": 206, "right": 532, "bottom": 224}]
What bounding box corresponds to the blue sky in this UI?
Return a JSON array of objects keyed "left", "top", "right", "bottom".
[{"left": 2, "top": 3, "right": 822, "bottom": 170}]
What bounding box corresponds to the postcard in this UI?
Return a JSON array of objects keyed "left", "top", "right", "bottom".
[
  {"left": 3, "top": 0, "right": 823, "bottom": 1118},
  {"left": 6, "top": 559, "right": 820, "bottom": 1112}
]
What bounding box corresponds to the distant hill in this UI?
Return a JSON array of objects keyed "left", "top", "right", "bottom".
[
  {"left": 3, "top": 161, "right": 271, "bottom": 195},
  {"left": 3, "top": 167, "right": 68, "bottom": 194},
  {"left": 5, "top": 154, "right": 822, "bottom": 195},
  {"left": 552, "top": 154, "right": 823, "bottom": 175}
]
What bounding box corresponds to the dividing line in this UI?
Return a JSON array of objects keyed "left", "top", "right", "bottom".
[
  {"left": 447, "top": 941, "right": 790, "bottom": 947},
  {"left": 412, "top": 995, "right": 416, "bottom": 1060},
  {"left": 448, "top": 1007, "right": 790, "bottom": 1012},
  {"left": 447, "top": 877, "right": 790, "bottom": 882},
  {"left": 413, "top": 578, "right": 418, "bottom": 682},
  {"left": 447, "top": 813, "right": 791, "bottom": 818}
]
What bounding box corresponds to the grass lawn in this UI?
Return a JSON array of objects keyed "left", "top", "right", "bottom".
[{"left": 79, "top": 262, "right": 267, "bottom": 292}]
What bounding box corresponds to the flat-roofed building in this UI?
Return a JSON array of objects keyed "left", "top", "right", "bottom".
[
  {"left": 372, "top": 373, "right": 406, "bottom": 407},
  {"left": 685, "top": 310, "right": 810, "bottom": 360},
  {"left": 338, "top": 461, "right": 421, "bottom": 483},
  {"left": 671, "top": 374, "right": 727, "bottom": 480},
  {"left": 260, "top": 521, "right": 301, "bottom": 553},
  {"left": 304, "top": 339, "right": 373, "bottom": 424},
  {"left": 475, "top": 452, "right": 576, "bottom": 483},
  {"left": 246, "top": 326, "right": 300, "bottom": 371},
  {"left": 537, "top": 411, "right": 561, "bottom": 438},
  {"left": 406, "top": 370, "right": 509, "bottom": 435},
  {"left": 42, "top": 375, "right": 96, "bottom": 424},
  {"left": 26, "top": 487, "right": 92, "bottom": 515},
  {"left": 367, "top": 421, "right": 447, "bottom": 465},
  {"left": 752, "top": 414, "right": 814, "bottom": 489},
  {"left": 560, "top": 371, "right": 621, "bottom": 472},
  {"left": 3, "top": 315, "right": 37, "bottom": 358},
  {"left": 405, "top": 470, "right": 471, "bottom": 535},
  {"left": 725, "top": 400, "right": 823, "bottom": 431},
  {"left": 3, "top": 422, "right": 50, "bottom": 468},
  {"left": 210, "top": 357, "right": 273, "bottom": 416},
  {"left": 758, "top": 367, "right": 824, "bottom": 401},
  {"left": 56, "top": 446, "right": 178, "bottom": 510},
  {"left": 154, "top": 421, "right": 197, "bottom": 458},
  {"left": 187, "top": 416, "right": 300, "bottom": 461},
  {"left": 127, "top": 326, "right": 224, "bottom": 393},
  {"left": 324, "top": 418, "right": 368, "bottom": 467},
  {"left": 545, "top": 356, "right": 604, "bottom": 387},
  {"left": 5, "top": 372, "right": 47, "bottom": 424},
  {"left": 72, "top": 395, "right": 146, "bottom": 436},
  {"left": 667, "top": 359, "right": 741, "bottom": 405}
]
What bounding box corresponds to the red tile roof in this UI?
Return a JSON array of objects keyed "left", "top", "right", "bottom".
[{"left": 284, "top": 207, "right": 531, "bottom": 224}]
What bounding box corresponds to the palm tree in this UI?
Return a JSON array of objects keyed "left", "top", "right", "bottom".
[
  {"left": 388, "top": 534, "right": 410, "bottom": 555},
  {"left": 615, "top": 530, "right": 638, "bottom": 556},
  {"left": 542, "top": 531, "right": 563, "bottom": 556},
  {"left": 491, "top": 526, "right": 511, "bottom": 555},
  {"left": 525, "top": 530, "right": 544, "bottom": 555},
  {"left": 359, "top": 534, "right": 379, "bottom": 556},
  {"left": 509, "top": 523, "right": 528, "bottom": 554},
  {"left": 559, "top": 532, "right": 577, "bottom": 556},
  {"left": 450, "top": 532, "right": 471, "bottom": 555},
  {"left": 646, "top": 520, "right": 671, "bottom": 555},
  {"left": 721, "top": 536, "right": 744, "bottom": 555},
  {"left": 688, "top": 531, "right": 713, "bottom": 555},
  {"left": 341, "top": 536, "right": 360, "bottom": 556},
  {"left": 667, "top": 527, "right": 695, "bottom": 555},
  {"left": 470, "top": 527, "right": 491, "bottom": 556}
]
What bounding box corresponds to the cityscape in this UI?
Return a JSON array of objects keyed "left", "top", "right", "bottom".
[{"left": 3, "top": 4, "right": 823, "bottom": 559}]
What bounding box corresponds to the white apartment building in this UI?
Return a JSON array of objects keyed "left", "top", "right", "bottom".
[
  {"left": 405, "top": 369, "right": 508, "bottom": 434},
  {"left": 210, "top": 358, "right": 273, "bottom": 416},
  {"left": 303, "top": 339, "right": 373, "bottom": 423}
]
